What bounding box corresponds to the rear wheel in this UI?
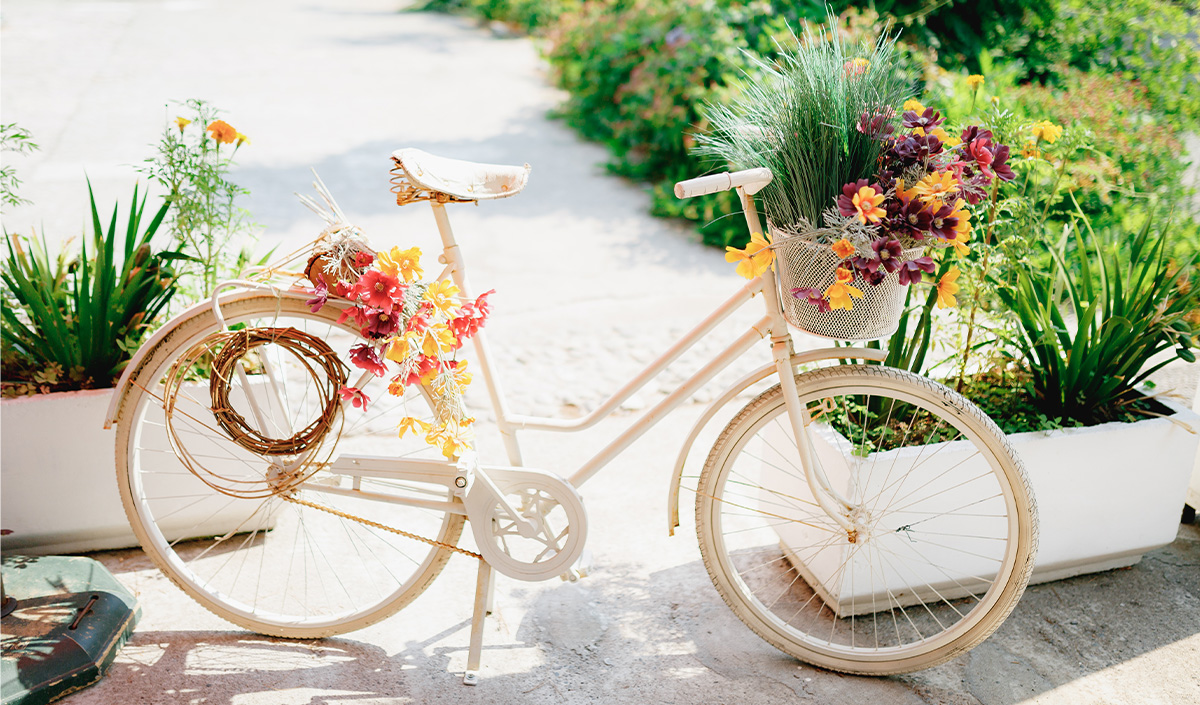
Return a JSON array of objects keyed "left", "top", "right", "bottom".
[
  {"left": 696, "top": 365, "right": 1037, "bottom": 674},
  {"left": 114, "top": 294, "right": 465, "bottom": 638}
]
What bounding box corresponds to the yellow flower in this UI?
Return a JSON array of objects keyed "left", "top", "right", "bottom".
[
  {"left": 420, "top": 324, "right": 458, "bottom": 357},
  {"left": 930, "top": 126, "right": 961, "bottom": 148},
  {"left": 1031, "top": 120, "right": 1063, "bottom": 144},
  {"left": 903, "top": 98, "right": 925, "bottom": 112},
  {"left": 1021, "top": 142, "right": 1040, "bottom": 159},
  {"left": 385, "top": 336, "right": 410, "bottom": 363},
  {"left": 913, "top": 171, "right": 958, "bottom": 204},
  {"left": 966, "top": 74, "right": 985, "bottom": 89},
  {"left": 937, "top": 267, "right": 961, "bottom": 309},
  {"left": 174, "top": 117, "right": 191, "bottom": 132},
  {"left": 724, "top": 231, "right": 775, "bottom": 279},
  {"left": 378, "top": 246, "right": 424, "bottom": 282},
  {"left": 422, "top": 279, "right": 461, "bottom": 316},
  {"left": 397, "top": 416, "right": 432, "bottom": 440},
  {"left": 990, "top": 96, "right": 1000, "bottom": 106},
  {"left": 895, "top": 178, "right": 920, "bottom": 202},
  {"left": 831, "top": 238, "right": 856, "bottom": 259},
  {"left": 236, "top": 132, "right": 250, "bottom": 147},
  {"left": 949, "top": 200, "right": 972, "bottom": 256},
  {"left": 825, "top": 279, "right": 864, "bottom": 310}
]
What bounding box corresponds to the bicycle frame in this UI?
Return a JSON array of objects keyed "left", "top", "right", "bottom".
[{"left": 427, "top": 187, "right": 864, "bottom": 535}]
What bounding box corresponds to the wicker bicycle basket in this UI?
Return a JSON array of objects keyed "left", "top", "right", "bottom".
[{"left": 771, "top": 225, "right": 923, "bottom": 341}]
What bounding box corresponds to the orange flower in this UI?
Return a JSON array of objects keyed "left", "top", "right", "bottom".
[
  {"left": 831, "top": 238, "right": 856, "bottom": 259},
  {"left": 825, "top": 274, "right": 864, "bottom": 311},
  {"left": 207, "top": 120, "right": 237, "bottom": 144},
  {"left": 724, "top": 231, "right": 775, "bottom": 279},
  {"left": 936, "top": 267, "right": 961, "bottom": 309},
  {"left": 851, "top": 186, "right": 886, "bottom": 224}
]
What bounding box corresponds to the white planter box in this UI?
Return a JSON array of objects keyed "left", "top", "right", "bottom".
[
  {"left": 1, "top": 386, "right": 277, "bottom": 555},
  {"left": 767, "top": 396, "right": 1200, "bottom": 612}
]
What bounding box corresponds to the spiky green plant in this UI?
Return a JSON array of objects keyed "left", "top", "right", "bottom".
[
  {"left": 1, "top": 183, "right": 183, "bottom": 393},
  {"left": 695, "top": 20, "right": 912, "bottom": 230}
]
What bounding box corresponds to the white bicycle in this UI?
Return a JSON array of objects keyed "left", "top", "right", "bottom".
[{"left": 106, "top": 149, "right": 1038, "bottom": 683}]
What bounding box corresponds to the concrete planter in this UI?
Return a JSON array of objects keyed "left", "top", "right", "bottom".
[
  {"left": 1, "top": 385, "right": 276, "bottom": 555},
  {"left": 767, "top": 396, "right": 1200, "bottom": 608}
]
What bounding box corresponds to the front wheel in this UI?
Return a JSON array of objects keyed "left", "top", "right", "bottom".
[{"left": 696, "top": 365, "right": 1038, "bottom": 674}]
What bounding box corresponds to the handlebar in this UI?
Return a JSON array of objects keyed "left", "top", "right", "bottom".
[{"left": 674, "top": 168, "right": 773, "bottom": 199}]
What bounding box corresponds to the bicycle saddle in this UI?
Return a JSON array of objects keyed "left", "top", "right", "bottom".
[{"left": 392, "top": 148, "right": 530, "bottom": 201}]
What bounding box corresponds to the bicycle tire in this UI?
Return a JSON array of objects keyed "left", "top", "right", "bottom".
[
  {"left": 114, "top": 293, "right": 465, "bottom": 638},
  {"left": 695, "top": 365, "right": 1037, "bottom": 674}
]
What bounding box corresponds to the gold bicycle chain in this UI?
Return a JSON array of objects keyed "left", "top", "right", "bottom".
[{"left": 280, "top": 493, "right": 482, "bottom": 560}]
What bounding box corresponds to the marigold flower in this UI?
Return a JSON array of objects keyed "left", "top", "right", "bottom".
[
  {"left": 936, "top": 267, "right": 961, "bottom": 309},
  {"left": 724, "top": 231, "right": 774, "bottom": 279},
  {"left": 966, "top": 74, "right": 985, "bottom": 90},
  {"left": 913, "top": 171, "right": 958, "bottom": 204},
  {"left": 831, "top": 238, "right": 857, "bottom": 259},
  {"left": 902, "top": 98, "right": 925, "bottom": 113},
  {"left": 236, "top": 132, "right": 251, "bottom": 147},
  {"left": 1031, "top": 120, "right": 1063, "bottom": 144},
  {"left": 174, "top": 117, "right": 191, "bottom": 132},
  {"left": 1021, "top": 142, "right": 1040, "bottom": 159},
  {"left": 206, "top": 119, "right": 238, "bottom": 144}
]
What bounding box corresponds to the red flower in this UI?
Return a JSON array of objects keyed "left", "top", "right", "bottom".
[
  {"left": 365, "top": 308, "right": 400, "bottom": 338},
  {"left": 336, "top": 304, "right": 371, "bottom": 332},
  {"left": 398, "top": 354, "right": 439, "bottom": 387},
  {"left": 349, "top": 343, "right": 388, "bottom": 377},
  {"left": 351, "top": 270, "right": 403, "bottom": 312}
]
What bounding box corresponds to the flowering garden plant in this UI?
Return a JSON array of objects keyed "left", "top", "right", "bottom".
[{"left": 307, "top": 244, "right": 492, "bottom": 460}]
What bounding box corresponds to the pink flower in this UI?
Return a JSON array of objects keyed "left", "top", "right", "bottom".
[
  {"left": 339, "top": 385, "right": 370, "bottom": 411},
  {"left": 791, "top": 287, "right": 831, "bottom": 312},
  {"left": 349, "top": 343, "right": 388, "bottom": 377},
  {"left": 352, "top": 270, "right": 403, "bottom": 312},
  {"left": 306, "top": 281, "right": 328, "bottom": 313}
]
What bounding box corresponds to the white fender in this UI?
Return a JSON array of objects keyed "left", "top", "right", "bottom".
[{"left": 666, "top": 347, "right": 889, "bottom": 536}]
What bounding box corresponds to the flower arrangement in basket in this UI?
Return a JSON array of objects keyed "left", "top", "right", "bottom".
[
  {"left": 698, "top": 22, "right": 1013, "bottom": 340},
  {"left": 305, "top": 227, "right": 492, "bottom": 461}
]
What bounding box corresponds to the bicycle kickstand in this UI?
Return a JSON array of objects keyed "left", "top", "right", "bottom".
[{"left": 463, "top": 559, "right": 493, "bottom": 686}]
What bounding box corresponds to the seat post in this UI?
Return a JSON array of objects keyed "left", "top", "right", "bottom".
[{"left": 429, "top": 202, "right": 525, "bottom": 467}]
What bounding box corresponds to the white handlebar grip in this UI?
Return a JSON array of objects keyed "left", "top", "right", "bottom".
[
  {"left": 674, "top": 172, "right": 732, "bottom": 199},
  {"left": 674, "top": 168, "right": 773, "bottom": 199}
]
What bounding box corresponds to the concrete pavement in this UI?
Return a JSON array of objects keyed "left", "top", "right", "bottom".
[{"left": 2, "top": 1, "right": 1198, "bottom": 703}]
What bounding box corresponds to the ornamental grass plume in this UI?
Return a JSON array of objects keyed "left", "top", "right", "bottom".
[{"left": 695, "top": 18, "right": 911, "bottom": 230}]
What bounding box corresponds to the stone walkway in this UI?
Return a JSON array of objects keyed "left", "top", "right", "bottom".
[{"left": 2, "top": 2, "right": 1198, "bottom": 704}]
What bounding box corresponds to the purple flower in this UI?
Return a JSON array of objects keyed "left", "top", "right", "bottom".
[
  {"left": 991, "top": 144, "right": 1016, "bottom": 182},
  {"left": 306, "top": 281, "right": 328, "bottom": 313},
  {"left": 891, "top": 198, "right": 932, "bottom": 238},
  {"left": 856, "top": 108, "right": 896, "bottom": 139},
  {"left": 902, "top": 107, "right": 944, "bottom": 131},
  {"left": 897, "top": 257, "right": 936, "bottom": 285},
  {"left": 959, "top": 125, "right": 994, "bottom": 146},
  {"left": 861, "top": 237, "right": 904, "bottom": 274},
  {"left": 927, "top": 202, "right": 960, "bottom": 240},
  {"left": 894, "top": 134, "right": 944, "bottom": 163},
  {"left": 349, "top": 343, "right": 388, "bottom": 377},
  {"left": 791, "top": 287, "right": 831, "bottom": 313}
]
